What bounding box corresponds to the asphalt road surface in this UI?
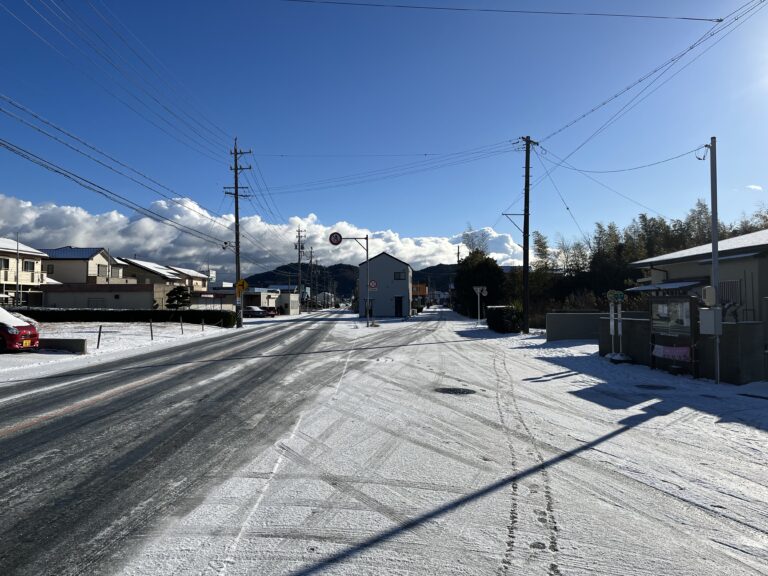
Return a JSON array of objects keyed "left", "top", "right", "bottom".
[{"left": 0, "top": 312, "right": 362, "bottom": 575}]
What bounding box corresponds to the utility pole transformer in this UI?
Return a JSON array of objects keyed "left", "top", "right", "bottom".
[
  {"left": 522, "top": 135, "right": 538, "bottom": 334},
  {"left": 225, "top": 137, "right": 251, "bottom": 329}
]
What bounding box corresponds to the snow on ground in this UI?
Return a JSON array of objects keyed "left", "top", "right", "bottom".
[
  {"left": 0, "top": 311, "right": 329, "bottom": 382},
  {"left": 119, "top": 308, "right": 768, "bottom": 575}
]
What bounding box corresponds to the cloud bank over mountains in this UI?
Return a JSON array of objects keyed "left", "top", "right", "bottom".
[{"left": 0, "top": 194, "right": 523, "bottom": 276}]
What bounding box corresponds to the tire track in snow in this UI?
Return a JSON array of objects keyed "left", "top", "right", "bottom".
[{"left": 497, "top": 352, "right": 562, "bottom": 576}]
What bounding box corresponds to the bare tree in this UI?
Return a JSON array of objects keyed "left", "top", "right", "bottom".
[{"left": 462, "top": 223, "right": 490, "bottom": 254}]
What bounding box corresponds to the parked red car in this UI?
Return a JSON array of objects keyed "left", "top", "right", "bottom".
[{"left": 0, "top": 307, "right": 39, "bottom": 352}]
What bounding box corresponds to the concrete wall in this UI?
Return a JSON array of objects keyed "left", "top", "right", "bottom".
[
  {"left": 698, "top": 322, "right": 764, "bottom": 384},
  {"left": 598, "top": 316, "right": 765, "bottom": 385},
  {"left": 359, "top": 254, "right": 412, "bottom": 318},
  {"left": 40, "top": 338, "right": 87, "bottom": 354},
  {"left": 598, "top": 317, "right": 652, "bottom": 366},
  {"left": 547, "top": 311, "right": 648, "bottom": 341}
]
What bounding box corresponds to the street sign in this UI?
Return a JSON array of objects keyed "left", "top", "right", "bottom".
[
  {"left": 329, "top": 232, "right": 343, "bottom": 246},
  {"left": 607, "top": 289, "right": 624, "bottom": 303},
  {"left": 368, "top": 279, "right": 378, "bottom": 291},
  {"left": 236, "top": 279, "right": 248, "bottom": 296},
  {"left": 473, "top": 285, "right": 488, "bottom": 296}
]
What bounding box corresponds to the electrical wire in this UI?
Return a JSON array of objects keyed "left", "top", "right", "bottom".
[
  {"left": 532, "top": 147, "right": 590, "bottom": 246},
  {"left": 544, "top": 144, "right": 707, "bottom": 174},
  {"left": 0, "top": 136, "right": 228, "bottom": 246},
  {"left": 280, "top": 0, "right": 722, "bottom": 22},
  {"left": 540, "top": 0, "right": 764, "bottom": 144},
  {"left": 537, "top": 148, "right": 667, "bottom": 218}
]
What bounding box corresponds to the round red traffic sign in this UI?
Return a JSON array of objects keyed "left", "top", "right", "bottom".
[
  {"left": 329, "top": 232, "right": 343, "bottom": 246},
  {"left": 368, "top": 280, "right": 378, "bottom": 289}
]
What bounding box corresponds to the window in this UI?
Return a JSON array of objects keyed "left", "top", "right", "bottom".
[
  {"left": 46, "top": 264, "right": 55, "bottom": 275},
  {"left": 98, "top": 264, "right": 108, "bottom": 277},
  {"left": 0, "top": 258, "right": 9, "bottom": 270},
  {"left": 22, "top": 260, "right": 35, "bottom": 272},
  {"left": 394, "top": 271, "right": 406, "bottom": 280}
]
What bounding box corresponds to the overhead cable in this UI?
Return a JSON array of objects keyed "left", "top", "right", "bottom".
[{"left": 280, "top": 0, "right": 722, "bottom": 22}]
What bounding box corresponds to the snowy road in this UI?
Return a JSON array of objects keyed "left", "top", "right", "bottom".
[{"left": 1, "top": 308, "right": 767, "bottom": 575}]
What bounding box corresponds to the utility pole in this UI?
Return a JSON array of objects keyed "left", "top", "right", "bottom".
[
  {"left": 225, "top": 137, "right": 251, "bottom": 329},
  {"left": 708, "top": 136, "right": 720, "bottom": 384},
  {"left": 15, "top": 231, "right": 20, "bottom": 307},
  {"left": 308, "top": 246, "right": 314, "bottom": 310},
  {"left": 522, "top": 135, "right": 538, "bottom": 334},
  {"left": 295, "top": 227, "right": 306, "bottom": 313},
  {"left": 457, "top": 245, "right": 460, "bottom": 265}
]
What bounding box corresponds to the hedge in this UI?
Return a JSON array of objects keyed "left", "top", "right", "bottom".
[
  {"left": 486, "top": 305, "right": 521, "bottom": 334},
  {"left": 7, "top": 308, "right": 237, "bottom": 328}
]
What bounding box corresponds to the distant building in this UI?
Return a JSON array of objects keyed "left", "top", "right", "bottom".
[
  {"left": 168, "top": 266, "right": 209, "bottom": 292},
  {"left": 38, "top": 246, "right": 134, "bottom": 284},
  {"left": 358, "top": 252, "right": 412, "bottom": 318},
  {"left": 0, "top": 237, "right": 47, "bottom": 306}
]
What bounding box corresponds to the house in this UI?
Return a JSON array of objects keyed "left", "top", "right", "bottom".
[
  {"left": 606, "top": 228, "right": 768, "bottom": 384},
  {"left": 168, "top": 266, "right": 209, "bottom": 292},
  {"left": 38, "top": 246, "right": 134, "bottom": 284},
  {"left": 358, "top": 252, "right": 413, "bottom": 318},
  {"left": 0, "top": 237, "right": 47, "bottom": 306},
  {"left": 122, "top": 258, "right": 184, "bottom": 286},
  {"left": 629, "top": 228, "right": 768, "bottom": 321}
]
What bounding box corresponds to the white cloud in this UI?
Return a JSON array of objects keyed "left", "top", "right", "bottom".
[
  {"left": 0, "top": 194, "right": 523, "bottom": 280},
  {"left": 746, "top": 184, "right": 763, "bottom": 192}
]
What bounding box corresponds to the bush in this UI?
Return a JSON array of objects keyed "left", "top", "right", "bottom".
[
  {"left": 486, "top": 305, "right": 521, "bottom": 334},
  {"left": 9, "top": 308, "right": 237, "bottom": 328}
]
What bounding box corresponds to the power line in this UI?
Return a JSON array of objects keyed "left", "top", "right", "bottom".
[
  {"left": 266, "top": 140, "right": 521, "bottom": 194},
  {"left": 532, "top": 147, "right": 590, "bottom": 246},
  {"left": 540, "top": 0, "right": 764, "bottom": 144},
  {"left": 280, "top": 0, "right": 722, "bottom": 22},
  {"left": 0, "top": 136, "right": 228, "bottom": 246},
  {"left": 537, "top": 148, "right": 667, "bottom": 218},
  {"left": 533, "top": 0, "right": 765, "bottom": 189},
  {"left": 544, "top": 144, "right": 706, "bottom": 174}
]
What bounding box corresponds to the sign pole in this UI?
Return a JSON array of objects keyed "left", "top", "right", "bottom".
[
  {"left": 609, "top": 302, "right": 615, "bottom": 356},
  {"left": 708, "top": 136, "right": 720, "bottom": 385}
]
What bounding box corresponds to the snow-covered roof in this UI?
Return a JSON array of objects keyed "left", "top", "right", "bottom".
[
  {"left": 112, "top": 257, "right": 129, "bottom": 266},
  {"left": 44, "top": 276, "right": 62, "bottom": 285},
  {"left": 37, "top": 246, "right": 103, "bottom": 260},
  {"left": 122, "top": 258, "right": 181, "bottom": 279},
  {"left": 632, "top": 228, "right": 768, "bottom": 267},
  {"left": 168, "top": 266, "right": 208, "bottom": 279},
  {"left": 0, "top": 238, "right": 47, "bottom": 258}
]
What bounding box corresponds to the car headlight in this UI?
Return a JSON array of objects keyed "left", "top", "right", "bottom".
[{"left": 6, "top": 326, "right": 20, "bottom": 335}]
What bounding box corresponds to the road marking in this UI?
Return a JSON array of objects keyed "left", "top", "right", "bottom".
[
  {"left": 214, "top": 413, "right": 305, "bottom": 576},
  {"left": 334, "top": 351, "right": 353, "bottom": 399}
]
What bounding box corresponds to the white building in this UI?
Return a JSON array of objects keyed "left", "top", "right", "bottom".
[
  {"left": 358, "top": 252, "right": 412, "bottom": 318},
  {"left": 0, "top": 237, "right": 47, "bottom": 306}
]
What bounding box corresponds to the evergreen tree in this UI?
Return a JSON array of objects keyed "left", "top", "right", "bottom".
[{"left": 166, "top": 285, "right": 191, "bottom": 310}]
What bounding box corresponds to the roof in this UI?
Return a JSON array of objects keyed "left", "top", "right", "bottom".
[
  {"left": 632, "top": 228, "right": 768, "bottom": 267},
  {"left": 626, "top": 280, "right": 702, "bottom": 293},
  {"left": 122, "top": 258, "right": 181, "bottom": 280},
  {"left": 37, "top": 246, "right": 103, "bottom": 260},
  {"left": 0, "top": 238, "right": 47, "bottom": 258},
  {"left": 359, "top": 251, "right": 413, "bottom": 270},
  {"left": 168, "top": 266, "right": 208, "bottom": 279}
]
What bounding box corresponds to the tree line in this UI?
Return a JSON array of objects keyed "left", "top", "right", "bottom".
[{"left": 453, "top": 200, "right": 768, "bottom": 326}]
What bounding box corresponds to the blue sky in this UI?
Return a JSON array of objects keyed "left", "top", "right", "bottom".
[{"left": 1, "top": 0, "right": 766, "bottom": 272}]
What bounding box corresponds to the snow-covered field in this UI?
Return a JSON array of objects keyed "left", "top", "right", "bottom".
[
  {"left": 0, "top": 311, "right": 337, "bottom": 381},
  {"left": 118, "top": 309, "right": 768, "bottom": 575}
]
